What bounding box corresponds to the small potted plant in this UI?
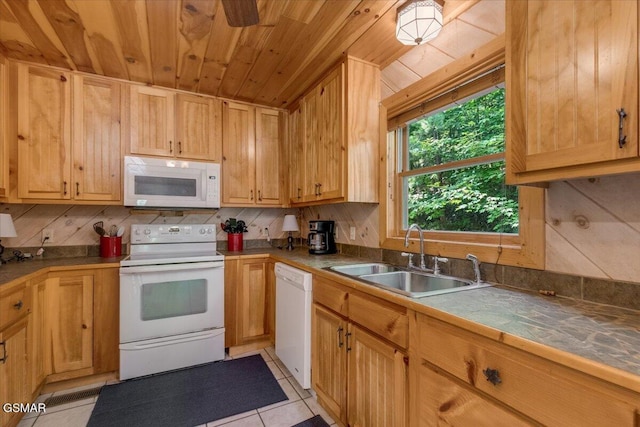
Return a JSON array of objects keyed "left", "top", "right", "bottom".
[{"left": 221, "top": 218, "right": 248, "bottom": 251}]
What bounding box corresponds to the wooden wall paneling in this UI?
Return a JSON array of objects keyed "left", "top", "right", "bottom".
[
  {"left": 0, "top": 1, "right": 48, "bottom": 64},
  {"left": 146, "top": 0, "right": 178, "bottom": 88},
  {"left": 70, "top": 0, "right": 129, "bottom": 79},
  {"left": 175, "top": 0, "right": 215, "bottom": 92},
  {"left": 37, "top": 0, "right": 96, "bottom": 73},
  {"left": 109, "top": 0, "right": 152, "bottom": 84},
  {"left": 196, "top": 1, "right": 242, "bottom": 97},
  {"left": 3, "top": 0, "right": 69, "bottom": 69},
  {"left": 258, "top": 0, "right": 359, "bottom": 106},
  {"left": 275, "top": 0, "right": 395, "bottom": 107},
  {"left": 235, "top": 15, "right": 305, "bottom": 103}
]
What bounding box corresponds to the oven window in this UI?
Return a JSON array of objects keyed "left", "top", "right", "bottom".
[
  {"left": 141, "top": 279, "right": 207, "bottom": 320},
  {"left": 134, "top": 176, "right": 197, "bottom": 197}
]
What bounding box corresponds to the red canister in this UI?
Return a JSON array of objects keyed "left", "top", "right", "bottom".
[{"left": 100, "top": 236, "right": 122, "bottom": 258}]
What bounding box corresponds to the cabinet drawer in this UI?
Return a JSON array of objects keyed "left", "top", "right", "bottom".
[
  {"left": 313, "top": 277, "right": 348, "bottom": 317},
  {"left": 417, "top": 315, "right": 636, "bottom": 426},
  {"left": 349, "top": 292, "right": 407, "bottom": 349},
  {"left": 0, "top": 284, "right": 31, "bottom": 329}
]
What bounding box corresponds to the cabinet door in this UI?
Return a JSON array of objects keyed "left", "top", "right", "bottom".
[
  {"left": 255, "top": 108, "right": 282, "bottom": 205},
  {"left": 238, "top": 258, "right": 270, "bottom": 342},
  {"left": 46, "top": 273, "right": 94, "bottom": 374},
  {"left": 0, "top": 319, "right": 30, "bottom": 427},
  {"left": 93, "top": 268, "right": 120, "bottom": 374},
  {"left": 222, "top": 101, "right": 256, "bottom": 205},
  {"left": 29, "top": 277, "right": 48, "bottom": 393},
  {"left": 129, "top": 85, "right": 175, "bottom": 157},
  {"left": 176, "top": 94, "right": 221, "bottom": 161},
  {"left": 0, "top": 58, "right": 6, "bottom": 197},
  {"left": 347, "top": 325, "right": 407, "bottom": 427},
  {"left": 508, "top": 0, "right": 638, "bottom": 175},
  {"left": 288, "top": 106, "right": 304, "bottom": 204},
  {"left": 17, "top": 64, "right": 71, "bottom": 200},
  {"left": 312, "top": 303, "right": 347, "bottom": 425},
  {"left": 302, "top": 89, "right": 320, "bottom": 201},
  {"left": 316, "top": 66, "right": 344, "bottom": 201},
  {"left": 73, "top": 76, "right": 122, "bottom": 201},
  {"left": 415, "top": 362, "right": 531, "bottom": 427}
]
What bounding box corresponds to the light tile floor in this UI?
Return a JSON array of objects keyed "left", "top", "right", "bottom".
[{"left": 17, "top": 347, "right": 336, "bottom": 427}]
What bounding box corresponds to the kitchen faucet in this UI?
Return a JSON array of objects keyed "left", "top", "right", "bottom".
[
  {"left": 433, "top": 256, "right": 448, "bottom": 275},
  {"left": 466, "top": 253, "right": 481, "bottom": 284},
  {"left": 403, "top": 223, "right": 426, "bottom": 270}
]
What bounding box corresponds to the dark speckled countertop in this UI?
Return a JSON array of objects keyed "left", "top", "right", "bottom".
[{"left": 2, "top": 248, "right": 639, "bottom": 387}]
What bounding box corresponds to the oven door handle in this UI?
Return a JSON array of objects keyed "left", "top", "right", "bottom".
[{"left": 120, "top": 262, "right": 224, "bottom": 275}]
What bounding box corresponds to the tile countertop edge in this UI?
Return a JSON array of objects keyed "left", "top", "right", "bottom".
[{"left": 259, "top": 250, "right": 640, "bottom": 395}]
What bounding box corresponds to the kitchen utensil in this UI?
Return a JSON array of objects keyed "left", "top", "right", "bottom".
[
  {"left": 109, "top": 224, "right": 118, "bottom": 237},
  {"left": 116, "top": 226, "right": 125, "bottom": 237},
  {"left": 93, "top": 221, "right": 105, "bottom": 236}
]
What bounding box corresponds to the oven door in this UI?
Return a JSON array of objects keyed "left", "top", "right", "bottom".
[{"left": 119, "top": 261, "right": 224, "bottom": 343}]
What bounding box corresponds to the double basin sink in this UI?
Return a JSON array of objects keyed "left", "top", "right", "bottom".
[{"left": 326, "top": 262, "right": 491, "bottom": 298}]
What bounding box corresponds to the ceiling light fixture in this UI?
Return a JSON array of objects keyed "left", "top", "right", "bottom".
[{"left": 396, "top": 0, "right": 444, "bottom": 46}]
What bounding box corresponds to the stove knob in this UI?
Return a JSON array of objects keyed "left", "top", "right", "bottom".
[
  {"left": 144, "top": 228, "right": 151, "bottom": 235},
  {"left": 134, "top": 229, "right": 140, "bottom": 235},
  {"left": 207, "top": 228, "right": 213, "bottom": 234},
  {"left": 199, "top": 228, "right": 206, "bottom": 235}
]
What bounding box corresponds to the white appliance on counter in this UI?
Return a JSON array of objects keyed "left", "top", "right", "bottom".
[
  {"left": 124, "top": 155, "right": 220, "bottom": 209},
  {"left": 119, "top": 224, "right": 225, "bottom": 380},
  {"left": 275, "top": 262, "right": 312, "bottom": 389}
]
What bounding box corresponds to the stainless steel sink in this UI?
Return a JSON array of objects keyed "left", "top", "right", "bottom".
[
  {"left": 358, "top": 271, "right": 490, "bottom": 298},
  {"left": 327, "top": 263, "right": 401, "bottom": 276}
]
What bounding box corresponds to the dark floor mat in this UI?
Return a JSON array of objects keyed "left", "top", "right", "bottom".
[{"left": 88, "top": 355, "right": 287, "bottom": 427}]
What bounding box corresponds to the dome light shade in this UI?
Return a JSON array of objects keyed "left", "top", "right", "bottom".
[{"left": 396, "top": 0, "right": 444, "bottom": 46}]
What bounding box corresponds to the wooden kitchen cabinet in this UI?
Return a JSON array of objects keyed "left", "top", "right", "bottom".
[
  {"left": 506, "top": 0, "right": 639, "bottom": 184},
  {"left": 287, "top": 106, "right": 304, "bottom": 204},
  {"left": 291, "top": 57, "right": 379, "bottom": 206},
  {"left": 0, "top": 318, "right": 30, "bottom": 427},
  {"left": 73, "top": 75, "right": 122, "bottom": 202},
  {"left": 45, "top": 271, "right": 94, "bottom": 380},
  {"left": 412, "top": 314, "right": 639, "bottom": 426},
  {"left": 14, "top": 64, "right": 122, "bottom": 203},
  {"left": 225, "top": 257, "right": 274, "bottom": 350},
  {"left": 0, "top": 57, "right": 7, "bottom": 198},
  {"left": 29, "top": 275, "right": 48, "bottom": 395},
  {"left": 92, "top": 267, "right": 120, "bottom": 374},
  {"left": 312, "top": 276, "right": 408, "bottom": 427},
  {"left": 0, "top": 281, "right": 31, "bottom": 427},
  {"left": 129, "top": 86, "right": 222, "bottom": 162},
  {"left": 16, "top": 64, "right": 71, "bottom": 200},
  {"left": 222, "top": 102, "right": 283, "bottom": 206}
]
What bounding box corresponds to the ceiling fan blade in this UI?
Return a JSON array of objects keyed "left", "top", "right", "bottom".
[{"left": 221, "top": 0, "right": 259, "bottom": 27}]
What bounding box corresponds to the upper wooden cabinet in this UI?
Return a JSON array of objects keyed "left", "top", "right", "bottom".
[
  {"left": 14, "top": 64, "right": 122, "bottom": 203},
  {"left": 506, "top": 0, "right": 639, "bottom": 184},
  {"left": 222, "top": 101, "right": 283, "bottom": 206},
  {"left": 73, "top": 76, "right": 122, "bottom": 202},
  {"left": 129, "top": 86, "right": 221, "bottom": 162},
  {"left": 0, "top": 57, "right": 7, "bottom": 198},
  {"left": 16, "top": 64, "right": 71, "bottom": 200},
  {"left": 290, "top": 57, "right": 380, "bottom": 206}
]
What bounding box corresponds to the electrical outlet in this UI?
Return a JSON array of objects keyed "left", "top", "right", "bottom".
[
  {"left": 349, "top": 226, "right": 356, "bottom": 240},
  {"left": 42, "top": 229, "right": 54, "bottom": 244}
]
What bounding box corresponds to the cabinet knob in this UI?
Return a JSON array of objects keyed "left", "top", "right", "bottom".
[
  {"left": 13, "top": 300, "right": 23, "bottom": 310},
  {"left": 337, "top": 326, "right": 344, "bottom": 348},
  {"left": 0, "top": 341, "right": 6, "bottom": 364},
  {"left": 76, "top": 182, "right": 80, "bottom": 196},
  {"left": 169, "top": 140, "right": 173, "bottom": 154},
  {"left": 483, "top": 367, "right": 502, "bottom": 385},
  {"left": 63, "top": 181, "right": 67, "bottom": 195},
  {"left": 250, "top": 190, "right": 254, "bottom": 200},
  {"left": 257, "top": 190, "right": 262, "bottom": 201},
  {"left": 178, "top": 141, "right": 182, "bottom": 154},
  {"left": 82, "top": 324, "right": 88, "bottom": 329},
  {"left": 345, "top": 331, "right": 352, "bottom": 352}
]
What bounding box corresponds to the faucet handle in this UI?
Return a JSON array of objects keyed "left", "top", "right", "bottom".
[
  {"left": 433, "top": 256, "right": 448, "bottom": 274},
  {"left": 401, "top": 252, "right": 414, "bottom": 268}
]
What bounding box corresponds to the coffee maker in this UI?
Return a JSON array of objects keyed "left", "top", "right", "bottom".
[{"left": 307, "top": 220, "right": 337, "bottom": 255}]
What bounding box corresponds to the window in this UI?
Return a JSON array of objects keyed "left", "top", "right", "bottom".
[
  {"left": 382, "top": 58, "right": 544, "bottom": 269},
  {"left": 401, "top": 87, "right": 519, "bottom": 234}
]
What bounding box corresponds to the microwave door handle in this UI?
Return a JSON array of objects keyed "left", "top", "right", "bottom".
[{"left": 120, "top": 262, "right": 223, "bottom": 275}]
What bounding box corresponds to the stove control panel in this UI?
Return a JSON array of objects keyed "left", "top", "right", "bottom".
[{"left": 130, "top": 224, "right": 217, "bottom": 244}]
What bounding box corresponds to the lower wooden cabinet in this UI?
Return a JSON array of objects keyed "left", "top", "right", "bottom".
[
  {"left": 225, "top": 257, "right": 274, "bottom": 349},
  {"left": 46, "top": 271, "right": 94, "bottom": 378},
  {"left": 29, "top": 275, "right": 48, "bottom": 395},
  {"left": 412, "top": 314, "right": 640, "bottom": 426},
  {"left": 0, "top": 318, "right": 29, "bottom": 427},
  {"left": 312, "top": 276, "right": 408, "bottom": 427}
]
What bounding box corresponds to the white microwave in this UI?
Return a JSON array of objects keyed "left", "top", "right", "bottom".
[{"left": 124, "top": 156, "right": 220, "bottom": 209}]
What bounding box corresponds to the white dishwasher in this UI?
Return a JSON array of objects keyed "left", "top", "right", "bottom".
[{"left": 275, "top": 262, "right": 313, "bottom": 389}]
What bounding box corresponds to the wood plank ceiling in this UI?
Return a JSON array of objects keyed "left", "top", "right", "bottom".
[{"left": 0, "top": 0, "right": 503, "bottom": 109}]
